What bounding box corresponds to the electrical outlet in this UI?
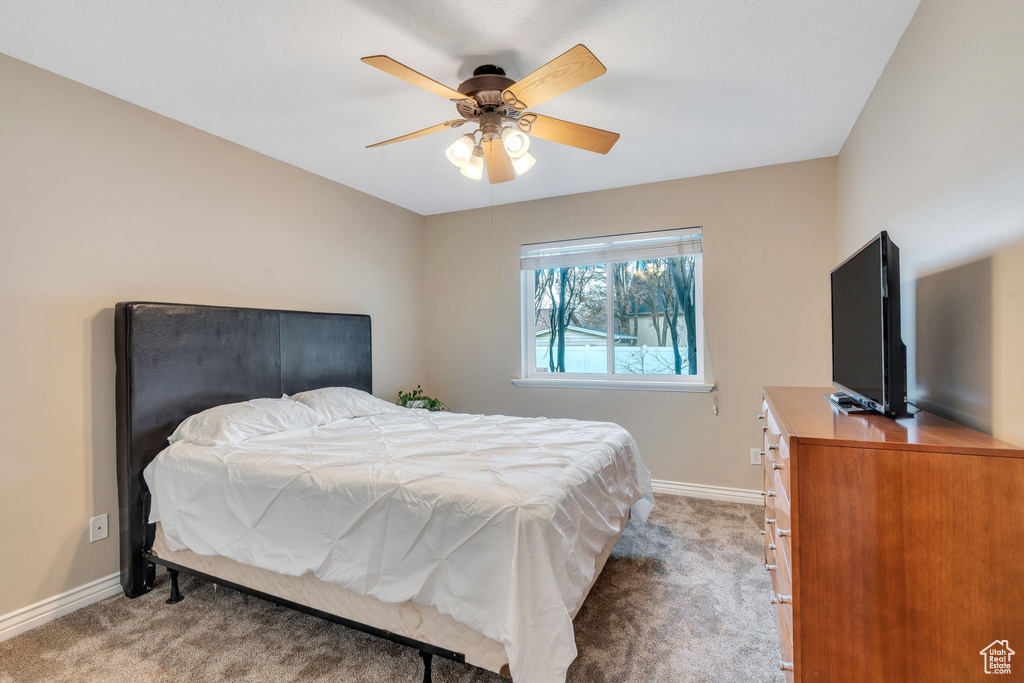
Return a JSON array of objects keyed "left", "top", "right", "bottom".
[
  {"left": 750, "top": 448, "right": 762, "bottom": 466},
  {"left": 89, "top": 514, "right": 108, "bottom": 542}
]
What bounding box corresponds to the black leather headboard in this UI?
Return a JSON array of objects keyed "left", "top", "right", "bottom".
[{"left": 114, "top": 302, "right": 372, "bottom": 597}]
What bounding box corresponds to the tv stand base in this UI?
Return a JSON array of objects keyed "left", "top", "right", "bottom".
[{"left": 824, "top": 392, "right": 878, "bottom": 415}]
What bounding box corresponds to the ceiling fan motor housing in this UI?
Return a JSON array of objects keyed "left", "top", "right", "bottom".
[{"left": 456, "top": 65, "right": 515, "bottom": 121}]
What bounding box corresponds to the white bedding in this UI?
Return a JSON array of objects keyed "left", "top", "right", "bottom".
[{"left": 144, "top": 409, "right": 654, "bottom": 683}]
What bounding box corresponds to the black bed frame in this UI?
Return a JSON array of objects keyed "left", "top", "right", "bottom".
[{"left": 114, "top": 302, "right": 465, "bottom": 683}]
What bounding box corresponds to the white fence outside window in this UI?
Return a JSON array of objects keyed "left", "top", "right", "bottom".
[{"left": 535, "top": 343, "right": 690, "bottom": 375}]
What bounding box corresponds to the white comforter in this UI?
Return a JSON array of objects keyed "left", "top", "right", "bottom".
[{"left": 145, "top": 410, "right": 654, "bottom": 683}]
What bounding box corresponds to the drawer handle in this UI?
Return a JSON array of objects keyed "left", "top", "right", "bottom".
[
  {"left": 778, "top": 593, "right": 793, "bottom": 604},
  {"left": 762, "top": 426, "right": 769, "bottom": 432},
  {"left": 769, "top": 594, "right": 777, "bottom": 605},
  {"left": 768, "top": 542, "right": 776, "bottom": 550},
  {"left": 759, "top": 529, "right": 766, "bottom": 536},
  {"left": 765, "top": 518, "right": 776, "bottom": 525},
  {"left": 766, "top": 490, "right": 776, "bottom": 498},
  {"left": 777, "top": 529, "right": 791, "bottom": 537},
  {"left": 780, "top": 661, "right": 795, "bottom": 672},
  {"left": 768, "top": 444, "right": 780, "bottom": 451},
  {"left": 765, "top": 563, "right": 777, "bottom": 571},
  {"left": 772, "top": 462, "right": 784, "bottom": 470},
  {"left": 758, "top": 414, "right": 765, "bottom": 421}
]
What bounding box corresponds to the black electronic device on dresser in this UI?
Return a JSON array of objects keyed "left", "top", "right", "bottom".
[{"left": 829, "top": 231, "right": 908, "bottom": 417}]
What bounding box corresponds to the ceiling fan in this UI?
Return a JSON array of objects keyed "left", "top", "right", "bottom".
[{"left": 361, "top": 45, "right": 620, "bottom": 184}]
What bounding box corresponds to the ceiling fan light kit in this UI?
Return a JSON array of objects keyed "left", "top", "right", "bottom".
[
  {"left": 511, "top": 152, "right": 537, "bottom": 176},
  {"left": 501, "top": 126, "right": 530, "bottom": 158},
  {"left": 460, "top": 146, "right": 485, "bottom": 180},
  {"left": 445, "top": 134, "right": 475, "bottom": 168},
  {"left": 362, "top": 45, "right": 620, "bottom": 184}
]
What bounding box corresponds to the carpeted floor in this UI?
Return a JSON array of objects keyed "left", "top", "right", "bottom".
[{"left": 0, "top": 495, "right": 784, "bottom": 682}]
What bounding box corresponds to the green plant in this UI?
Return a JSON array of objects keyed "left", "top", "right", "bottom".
[{"left": 397, "top": 385, "right": 448, "bottom": 412}]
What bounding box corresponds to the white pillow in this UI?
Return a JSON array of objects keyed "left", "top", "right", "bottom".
[
  {"left": 168, "top": 397, "right": 322, "bottom": 446},
  {"left": 288, "top": 386, "right": 401, "bottom": 423}
]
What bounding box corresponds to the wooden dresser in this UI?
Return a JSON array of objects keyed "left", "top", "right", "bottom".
[{"left": 759, "top": 386, "right": 1024, "bottom": 682}]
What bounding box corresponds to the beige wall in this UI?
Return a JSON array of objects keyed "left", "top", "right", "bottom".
[
  {"left": 423, "top": 158, "right": 836, "bottom": 489},
  {"left": 0, "top": 54, "right": 426, "bottom": 615},
  {"left": 837, "top": 0, "right": 1024, "bottom": 445}
]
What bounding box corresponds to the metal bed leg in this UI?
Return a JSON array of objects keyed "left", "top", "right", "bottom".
[
  {"left": 166, "top": 568, "right": 184, "bottom": 604},
  {"left": 419, "top": 651, "right": 433, "bottom": 683}
]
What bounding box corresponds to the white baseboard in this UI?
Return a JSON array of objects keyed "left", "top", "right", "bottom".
[
  {"left": 651, "top": 478, "right": 762, "bottom": 505},
  {"left": 0, "top": 572, "right": 122, "bottom": 643}
]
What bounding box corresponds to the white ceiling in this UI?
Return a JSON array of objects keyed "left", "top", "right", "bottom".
[{"left": 0, "top": 0, "right": 919, "bottom": 215}]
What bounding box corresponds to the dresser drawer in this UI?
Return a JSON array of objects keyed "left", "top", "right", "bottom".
[
  {"left": 762, "top": 462, "right": 778, "bottom": 515},
  {"left": 771, "top": 468, "right": 791, "bottom": 534},
  {"left": 763, "top": 496, "right": 786, "bottom": 566},
  {"left": 769, "top": 498, "right": 792, "bottom": 574},
  {"left": 772, "top": 562, "right": 795, "bottom": 680},
  {"left": 764, "top": 433, "right": 791, "bottom": 494},
  {"left": 763, "top": 518, "right": 777, "bottom": 565},
  {"left": 762, "top": 399, "right": 785, "bottom": 438},
  {"left": 768, "top": 547, "right": 795, "bottom": 681},
  {"left": 767, "top": 525, "right": 793, "bottom": 593},
  {"left": 776, "top": 600, "right": 795, "bottom": 677},
  {"left": 766, "top": 545, "right": 793, "bottom": 621},
  {"left": 765, "top": 530, "right": 779, "bottom": 592}
]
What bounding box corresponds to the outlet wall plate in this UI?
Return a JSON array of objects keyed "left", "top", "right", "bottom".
[
  {"left": 750, "top": 448, "right": 762, "bottom": 466},
  {"left": 90, "top": 514, "right": 108, "bottom": 542}
]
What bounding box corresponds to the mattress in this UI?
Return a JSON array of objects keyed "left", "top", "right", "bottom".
[
  {"left": 145, "top": 410, "right": 654, "bottom": 683},
  {"left": 151, "top": 514, "right": 626, "bottom": 677}
]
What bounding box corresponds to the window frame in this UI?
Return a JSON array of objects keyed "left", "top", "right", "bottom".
[{"left": 516, "top": 233, "right": 713, "bottom": 392}]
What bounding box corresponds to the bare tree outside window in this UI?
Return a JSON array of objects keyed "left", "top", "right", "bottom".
[
  {"left": 610, "top": 257, "right": 697, "bottom": 375},
  {"left": 534, "top": 265, "right": 606, "bottom": 373},
  {"left": 533, "top": 256, "right": 698, "bottom": 376}
]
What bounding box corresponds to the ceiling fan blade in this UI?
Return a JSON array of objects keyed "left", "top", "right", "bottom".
[
  {"left": 504, "top": 44, "right": 606, "bottom": 109},
  {"left": 523, "top": 114, "right": 619, "bottom": 154},
  {"left": 361, "top": 55, "right": 465, "bottom": 100},
  {"left": 482, "top": 138, "right": 515, "bottom": 183},
  {"left": 366, "top": 120, "right": 465, "bottom": 148}
]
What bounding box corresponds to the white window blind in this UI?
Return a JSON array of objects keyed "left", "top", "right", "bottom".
[{"left": 520, "top": 227, "right": 702, "bottom": 270}]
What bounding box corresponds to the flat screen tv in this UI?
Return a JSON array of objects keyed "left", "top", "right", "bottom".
[{"left": 830, "top": 231, "right": 908, "bottom": 417}]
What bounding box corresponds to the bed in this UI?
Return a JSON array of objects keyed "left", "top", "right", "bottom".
[{"left": 115, "top": 302, "right": 654, "bottom": 683}]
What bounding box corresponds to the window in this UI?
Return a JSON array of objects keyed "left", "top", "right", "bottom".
[{"left": 517, "top": 228, "right": 711, "bottom": 391}]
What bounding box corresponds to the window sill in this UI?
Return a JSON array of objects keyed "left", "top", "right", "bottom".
[{"left": 511, "top": 378, "right": 716, "bottom": 392}]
